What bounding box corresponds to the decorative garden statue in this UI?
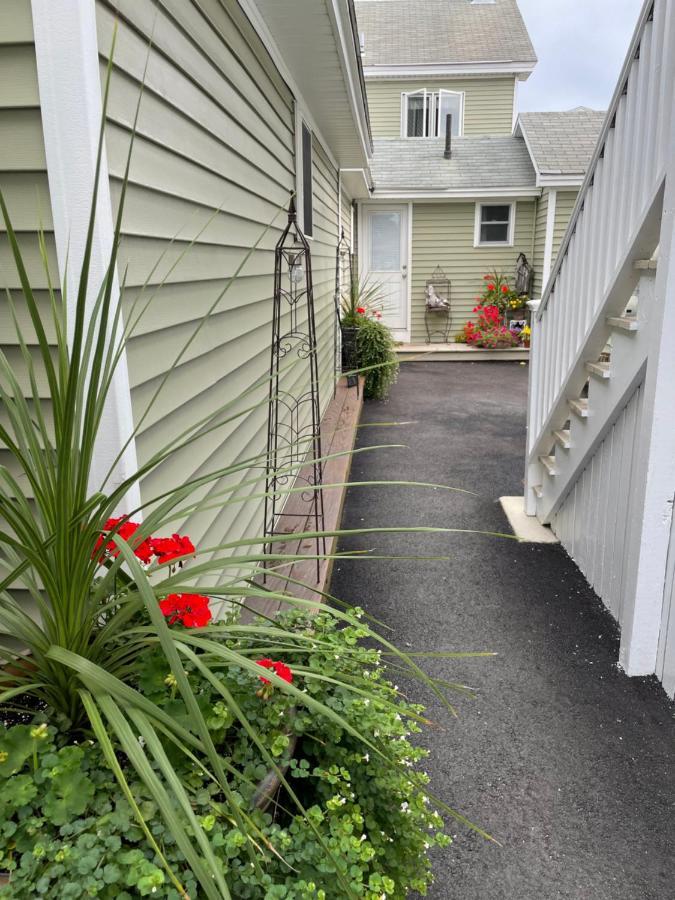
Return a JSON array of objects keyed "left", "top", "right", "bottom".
[
  {"left": 515, "top": 252, "right": 534, "bottom": 297},
  {"left": 425, "top": 283, "right": 449, "bottom": 309}
]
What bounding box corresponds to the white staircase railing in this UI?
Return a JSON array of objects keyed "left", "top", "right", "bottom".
[{"left": 525, "top": 0, "right": 675, "bottom": 519}]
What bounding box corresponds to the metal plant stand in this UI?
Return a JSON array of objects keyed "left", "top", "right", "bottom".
[
  {"left": 424, "top": 266, "right": 452, "bottom": 344},
  {"left": 333, "top": 227, "right": 350, "bottom": 396},
  {"left": 264, "top": 197, "right": 326, "bottom": 582}
]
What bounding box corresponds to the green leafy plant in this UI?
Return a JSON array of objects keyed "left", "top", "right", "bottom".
[
  {"left": 341, "top": 260, "right": 386, "bottom": 327},
  {"left": 478, "top": 272, "right": 527, "bottom": 314},
  {"left": 0, "top": 34, "right": 495, "bottom": 899},
  {"left": 356, "top": 317, "right": 400, "bottom": 401},
  {"left": 0, "top": 610, "right": 460, "bottom": 898}
]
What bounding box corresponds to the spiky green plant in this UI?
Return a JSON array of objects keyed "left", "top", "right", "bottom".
[{"left": 0, "top": 37, "right": 500, "bottom": 899}]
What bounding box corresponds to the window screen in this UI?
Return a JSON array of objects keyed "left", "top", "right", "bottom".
[
  {"left": 479, "top": 205, "right": 511, "bottom": 244},
  {"left": 302, "top": 123, "right": 313, "bottom": 238}
]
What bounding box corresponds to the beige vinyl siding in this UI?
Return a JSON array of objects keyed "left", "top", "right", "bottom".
[
  {"left": 366, "top": 77, "right": 516, "bottom": 138},
  {"left": 410, "top": 201, "right": 536, "bottom": 343},
  {"left": 95, "top": 0, "right": 338, "bottom": 566},
  {"left": 552, "top": 190, "right": 579, "bottom": 268},
  {"left": 532, "top": 191, "right": 548, "bottom": 297}
]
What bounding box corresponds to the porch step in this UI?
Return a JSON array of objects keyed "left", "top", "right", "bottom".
[
  {"left": 607, "top": 315, "right": 639, "bottom": 332},
  {"left": 586, "top": 360, "right": 611, "bottom": 379},
  {"left": 553, "top": 429, "right": 571, "bottom": 450},
  {"left": 539, "top": 455, "right": 557, "bottom": 476},
  {"left": 533, "top": 484, "right": 543, "bottom": 499},
  {"left": 569, "top": 397, "right": 589, "bottom": 418}
]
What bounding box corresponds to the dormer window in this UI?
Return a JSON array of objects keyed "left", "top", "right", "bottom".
[{"left": 401, "top": 90, "right": 463, "bottom": 139}]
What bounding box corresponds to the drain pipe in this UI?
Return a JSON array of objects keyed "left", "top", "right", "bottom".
[{"left": 444, "top": 114, "right": 453, "bottom": 159}]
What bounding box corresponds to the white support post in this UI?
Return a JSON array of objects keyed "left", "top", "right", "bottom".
[
  {"left": 541, "top": 189, "right": 557, "bottom": 292},
  {"left": 32, "top": 0, "right": 141, "bottom": 513},
  {"left": 619, "top": 142, "right": 675, "bottom": 675},
  {"left": 524, "top": 299, "right": 541, "bottom": 516}
]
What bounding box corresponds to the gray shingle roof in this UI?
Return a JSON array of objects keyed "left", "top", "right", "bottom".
[
  {"left": 518, "top": 108, "right": 606, "bottom": 176},
  {"left": 355, "top": 0, "right": 537, "bottom": 68},
  {"left": 370, "top": 136, "right": 537, "bottom": 192}
]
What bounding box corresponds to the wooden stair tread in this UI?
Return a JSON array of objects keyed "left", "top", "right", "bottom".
[
  {"left": 586, "top": 360, "right": 611, "bottom": 379},
  {"left": 553, "top": 429, "right": 571, "bottom": 449},
  {"left": 606, "top": 315, "right": 639, "bottom": 332},
  {"left": 569, "top": 397, "right": 589, "bottom": 418},
  {"left": 539, "top": 454, "right": 557, "bottom": 476}
]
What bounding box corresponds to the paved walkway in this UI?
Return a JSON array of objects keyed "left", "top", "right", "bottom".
[{"left": 331, "top": 362, "right": 675, "bottom": 900}]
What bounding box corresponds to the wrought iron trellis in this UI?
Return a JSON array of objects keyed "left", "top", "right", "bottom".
[
  {"left": 263, "top": 197, "right": 326, "bottom": 582},
  {"left": 424, "top": 265, "right": 452, "bottom": 344},
  {"left": 333, "top": 227, "right": 350, "bottom": 396}
]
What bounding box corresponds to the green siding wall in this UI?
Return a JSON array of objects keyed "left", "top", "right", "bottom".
[
  {"left": 532, "top": 192, "right": 548, "bottom": 297},
  {"left": 410, "top": 201, "right": 536, "bottom": 343},
  {"left": 0, "top": 1, "right": 59, "bottom": 460},
  {"left": 95, "top": 0, "right": 339, "bottom": 565},
  {"left": 366, "top": 77, "right": 516, "bottom": 138},
  {"left": 552, "top": 190, "right": 579, "bottom": 268}
]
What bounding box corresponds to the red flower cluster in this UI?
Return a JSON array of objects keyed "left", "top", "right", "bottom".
[
  {"left": 464, "top": 305, "right": 515, "bottom": 349},
  {"left": 256, "top": 658, "right": 293, "bottom": 685},
  {"left": 159, "top": 593, "right": 212, "bottom": 628},
  {"left": 501, "top": 284, "right": 510, "bottom": 294},
  {"left": 94, "top": 518, "right": 195, "bottom": 567},
  {"left": 356, "top": 306, "right": 366, "bottom": 315}
]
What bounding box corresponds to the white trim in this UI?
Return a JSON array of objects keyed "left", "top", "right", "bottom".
[
  {"left": 473, "top": 201, "right": 516, "bottom": 247},
  {"left": 538, "top": 174, "right": 585, "bottom": 188},
  {"left": 237, "top": 0, "right": 341, "bottom": 171},
  {"left": 511, "top": 79, "right": 519, "bottom": 132},
  {"left": 326, "top": 0, "right": 374, "bottom": 162},
  {"left": 341, "top": 167, "right": 373, "bottom": 197},
  {"left": 31, "top": 0, "right": 140, "bottom": 513},
  {"left": 372, "top": 187, "right": 541, "bottom": 201},
  {"left": 541, "top": 189, "right": 557, "bottom": 289},
  {"left": 364, "top": 61, "right": 536, "bottom": 79},
  {"left": 406, "top": 200, "right": 413, "bottom": 339}
]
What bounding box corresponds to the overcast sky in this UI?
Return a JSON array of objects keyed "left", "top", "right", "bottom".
[{"left": 516, "top": 0, "right": 644, "bottom": 112}]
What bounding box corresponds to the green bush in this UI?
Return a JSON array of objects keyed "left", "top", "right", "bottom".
[
  {"left": 356, "top": 318, "right": 399, "bottom": 401},
  {"left": 0, "top": 610, "right": 449, "bottom": 899}
]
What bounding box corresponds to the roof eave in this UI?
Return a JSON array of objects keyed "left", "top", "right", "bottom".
[
  {"left": 363, "top": 61, "right": 537, "bottom": 80},
  {"left": 369, "top": 186, "right": 541, "bottom": 200}
]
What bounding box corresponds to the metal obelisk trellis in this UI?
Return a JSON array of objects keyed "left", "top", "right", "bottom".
[
  {"left": 263, "top": 197, "right": 326, "bottom": 582},
  {"left": 333, "top": 227, "right": 350, "bottom": 396}
]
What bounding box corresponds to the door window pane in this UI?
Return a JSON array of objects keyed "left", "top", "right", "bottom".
[{"left": 370, "top": 212, "right": 401, "bottom": 271}]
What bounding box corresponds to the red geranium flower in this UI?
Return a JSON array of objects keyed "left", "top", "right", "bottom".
[
  {"left": 487, "top": 283, "right": 495, "bottom": 292},
  {"left": 159, "top": 593, "right": 212, "bottom": 627},
  {"left": 151, "top": 534, "right": 196, "bottom": 565},
  {"left": 501, "top": 284, "right": 509, "bottom": 293},
  {"left": 256, "top": 658, "right": 293, "bottom": 685},
  {"left": 94, "top": 516, "right": 154, "bottom": 564},
  {"left": 356, "top": 306, "right": 366, "bottom": 315}
]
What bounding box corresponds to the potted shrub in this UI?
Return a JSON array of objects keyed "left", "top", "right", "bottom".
[{"left": 356, "top": 313, "right": 400, "bottom": 400}]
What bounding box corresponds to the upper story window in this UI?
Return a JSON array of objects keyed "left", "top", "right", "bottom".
[
  {"left": 295, "top": 107, "right": 314, "bottom": 239},
  {"left": 474, "top": 203, "right": 515, "bottom": 246},
  {"left": 401, "top": 90, "right": 463, "bottom": 138}
]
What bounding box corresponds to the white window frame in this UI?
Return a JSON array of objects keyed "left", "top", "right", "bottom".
[
  {"left": 400, "top": 89, "right": 464, "bottom": 139},
  {"left": 295, "top": 103, "right": 314, "bottom": 239},
  {"left": 474, "top": 202, "right": 516, "bottom": 247}
]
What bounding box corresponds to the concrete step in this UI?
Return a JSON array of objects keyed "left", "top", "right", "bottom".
[
  {"left": 607, "top": 315, "right": 639, "bottom": 332},
  {"left": 569, "top": 397, "right": 589, "bottom": 418},
  {"left": 553, "top": 429, "right": 571, "bottom": 449},
  {"left": 586, "top": 360, "right": 611, "bottom": 379},
  {"left": 539, "top": 454, "right": 557, "bottom": 476},
  {"left": 533, "top": 484, "right": 543, "bottom": 499}
]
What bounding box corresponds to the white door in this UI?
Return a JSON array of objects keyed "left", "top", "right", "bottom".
[{"left": 363, "top": 205, "right": 409, "bottom": 335}]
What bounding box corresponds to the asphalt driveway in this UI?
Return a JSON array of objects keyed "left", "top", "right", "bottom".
[{"left": 331, "top": 361, "right": 675, "bottom": 900}]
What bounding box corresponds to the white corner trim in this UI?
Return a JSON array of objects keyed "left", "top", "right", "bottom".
[
  {"left": 406, "top": 200, "right": 413, "bottom": 332},
  {"left": 542, "top": 189, "right": 557, "bottom": 290},
  {"left": 32, "top": 0, "right": 141, "bottom": 514},
  {"left": 473, "top": 201, "right": 516, "bottom": 248}
]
